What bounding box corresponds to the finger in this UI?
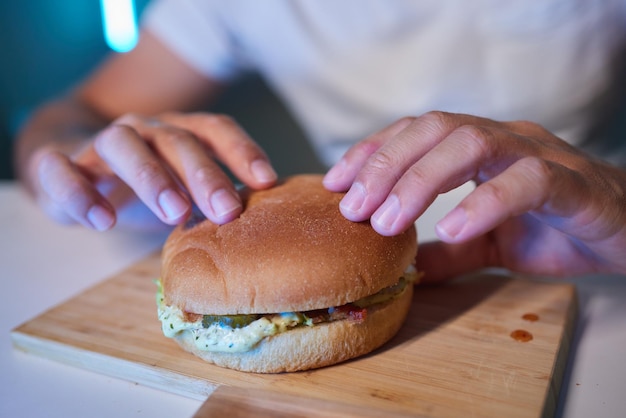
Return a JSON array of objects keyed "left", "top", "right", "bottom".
[
  {"left": 161, "top": 113, "right": 277, "bottom": 189},
  {"left": 336, "top": 117, "right": 433, "bottom": 222},
  {"left": 367, "top": 119, "right": 546, "bottom": 236},
  {"left": 36, "top": 150, "right": 116, "bottom": 231},
  {"left": 435, "top": 156, "right": 584, "bottom": 243},
  {"left": 323, "top": 117, "right": 415, "bottom": 192},
  {"left": 368, "top": 124, "right": 502, "bottom": 235},
  {"left": 136, "top": 122, "right": 244, "bottom": 224},
  {"left": 335, "top": 112, "right": 491, "bottom": 224},
  {"left": 94, "top": 123, "right": 191, "bottom": 225}
]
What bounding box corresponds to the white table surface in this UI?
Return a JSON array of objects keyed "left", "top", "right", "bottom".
[{"left": 1, "top": 180, "right": 625, "bottom": 418}]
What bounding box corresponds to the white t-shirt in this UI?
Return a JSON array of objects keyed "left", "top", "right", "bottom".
[{"left": 143, "top": 0, "right": 626, "bottom": 165}]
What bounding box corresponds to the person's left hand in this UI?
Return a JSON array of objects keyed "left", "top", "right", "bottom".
[{"left": 323, "top": 111, "right": 626, "bottom": 280}]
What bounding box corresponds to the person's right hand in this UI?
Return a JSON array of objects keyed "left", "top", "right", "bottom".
[{"left": 30, "top": 112, "right": 278, "bottom": 231}]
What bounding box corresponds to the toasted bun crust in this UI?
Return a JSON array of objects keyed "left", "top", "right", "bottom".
[
  {"left": 173, "top": 284, "right": 413, "bottom": 373},
  {"left": 161, "top": 174, "right": 417, "bottom": 315}
]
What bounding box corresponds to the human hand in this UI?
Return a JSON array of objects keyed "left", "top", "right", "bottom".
[
  {"left": 323, "top": 111, "right": 626, "bottom": 279},
  {"left": 31, "top": 112, "right": 277, "bottom": 231}
]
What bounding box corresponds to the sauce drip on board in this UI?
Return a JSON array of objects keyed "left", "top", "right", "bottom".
[
  {"left": 522, "top": 313, "right": 539, "bottom": 322},
  {"left": 510, "top": 329, "right": 533, "bottom": 342}
]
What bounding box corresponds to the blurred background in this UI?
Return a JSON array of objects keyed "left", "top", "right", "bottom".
[
  {"left": 0, "top": 0, "right": 324, "bottom": 181},
  {"left": 3, "top": 1, "right": 625, "bottom": 183}
]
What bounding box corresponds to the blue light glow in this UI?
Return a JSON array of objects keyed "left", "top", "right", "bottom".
[{"left": 100, "top": 0, "right": 138, "bottom": 53}]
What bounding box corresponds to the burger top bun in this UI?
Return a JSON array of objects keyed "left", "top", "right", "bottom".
[{"left": 161, "top": 174, "right": 417, "bottom": 315}]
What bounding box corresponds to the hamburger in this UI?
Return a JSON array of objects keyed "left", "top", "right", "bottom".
[{"left": 156, "top": 174, "right": 418, "bottom": 373}]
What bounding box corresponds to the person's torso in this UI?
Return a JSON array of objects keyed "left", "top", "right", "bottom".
[{"left": 146, "top": 0, "right": 626, "bottom": 164}]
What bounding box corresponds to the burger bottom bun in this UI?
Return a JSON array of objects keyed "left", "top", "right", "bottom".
[{"left": 173, "top": 285, "right": 414, "bottom": 373}]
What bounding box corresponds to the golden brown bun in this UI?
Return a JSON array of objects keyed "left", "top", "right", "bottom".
[
  {"left": 161, "top": 174, "right": 417, "bottom": 315},
  {"left": 173, "top": 285, "right": 413, "bottom": 373}
]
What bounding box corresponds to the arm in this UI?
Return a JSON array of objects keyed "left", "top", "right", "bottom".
[
  {"left": 323, "top": 112, "right": 626, "bottom": 279},
  {"left": 15, "top": 30, "right": 277, "bottom": 231}
]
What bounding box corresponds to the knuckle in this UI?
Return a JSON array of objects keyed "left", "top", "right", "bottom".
[
  {"left": 54, "top": 180, "right": 87, "bottom": 205},
  {"left": 365, "top": 147, "right": 402, "bottom": 175},
  {"left": 134, "top": 159, "right": 164, "bottom": 186},
  {"left": 478, "top": 157, "right": 557, "bottom": 212},
  {"left": 476, "top": 181, "right": 509, "bottom": 208},
  {"left": 357, "top": 141, "right": 383, "bottom": 159},
  {"left": 160, "top": 128, "right": 195, "bottom": 147},
  {"left": 404, "top": 163, "right": 431, "bottom": 189},
  {"left": 36, "top": 148, "right": 64, "bottom": 173},
  {"left": 229, "top": 136, "right": 260, "bottom": 157},
  {"left": 453, "top": 125, "right": 493, "bottom": 159},
  {"left": 419, "top": 110, "right": 454, "bottom": 130},
  {"left": 203, "top": 113, "right": 236, "bottom": 129},
  {"left": 517, "top": 156, "right": 555, "bottom": 191},
  {"left": 395, "top": 115, "right": 417, "bottom": 128},
  {"left": 34, "top": 152, "right": 84, "bottom": 202},
  {"left": 94, "top": 124, "right": 134, "bottom": 153},
  {"left": 192, "top": 164, "right": 221, "bottom": 184}
]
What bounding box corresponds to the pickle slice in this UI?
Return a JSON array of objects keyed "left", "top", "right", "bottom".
[
  {"left": 353, "top": 276, "right": 408, "bottom": 308},
  {"left": 202, "top": 314, "right": 260, "bottom": 329}
]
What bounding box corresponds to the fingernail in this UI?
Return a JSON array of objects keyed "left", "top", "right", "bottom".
[
  {"left": 340, "top": 182, "right": 366, "bottom": 217},
  {"left": 251, "top": 160, "right": 277, "bottom": 184},
  {"left": 436, "top": 207, "right": 468, "bottom": 240},
  {"left": 87, "top": 205, "right": 115, "bottom": 231},
  {"left": 371, "top": 195, "right": 401, "bottom": 233},
  {"left": 210, "top": 188, "right": 242, "bottom": 222},
  {"left": 158, "top": 189, "right": 188, "bottom": 221}
]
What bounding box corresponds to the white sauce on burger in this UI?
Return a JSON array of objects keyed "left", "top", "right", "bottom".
[{"left": 156, "top": 266, "right": 419, "bottom": 353}]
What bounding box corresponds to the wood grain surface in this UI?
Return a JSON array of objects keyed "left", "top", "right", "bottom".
[{"left": 12, "top": 252, "right": 576, "bottom": 417}]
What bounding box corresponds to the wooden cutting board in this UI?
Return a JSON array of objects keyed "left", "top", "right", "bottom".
[{"left": 12, "top": 252, "right": 576, "bottom": 418}]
